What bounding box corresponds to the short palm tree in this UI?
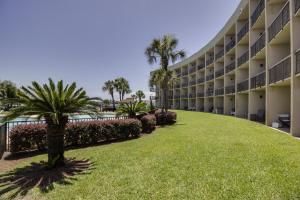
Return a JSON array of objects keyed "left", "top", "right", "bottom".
[
  {"left": 117, "top": 101, "right": 147, "bottom": 118},
  {"left": 102, "top": 80, "right": 116, "bottom": 110},
  {"left": 0, "top": 80, "right": 19, "bottom": 111},
  {"left": 135, "top": 90, "right": 145, "bottom": 102},
  {"left": 114, "top": 77, "right": 131, "bottom": 101},
  {"left": 149, "top": 69, "right": 178, "bottom": 107},
  {"left": 1, "top": 79, "right": 100, "bottom": 168},
  {"left": 145, "top": 34, "right": 185, "bottom": 112}
]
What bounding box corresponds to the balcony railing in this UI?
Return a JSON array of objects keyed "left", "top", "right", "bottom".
[
  {"left": 226, "top": 39, "right": 236, "bottom": 52},
  {"left": 215, "top": 87, "right": 224, "bottom": 96},
  {"left": 251, "top": 33, "right": 265, "bottom": 58},
  {"left": 197, "top": 77, "right": 205, "bottom": 84},
  {"left": 197, "top": 92, "right": 204, "bottom": 98},
  {"left": 250, "top": 71, "right": 266, "bottom": 89},
  {"left": 225, "top": 61, "right": 236, "bottom": 73},
  {"left": 181, "top": 94, "right": 188, "bottom": 99},
  {"left": 237, "top": 79, "right": 249, "bottom": 92},
  {"left": 206, "top": 56, "right": 214, "bottom": 66},
  {"left": 189, "top": 80, "right": 196, "bottom": 86},
  {"left": 174, "top": 95, "right": 180, "bottom": 99},
  {"left": 206, "top": 74, "right": 214, "bottom": 81},
  {"left": 206, "top": 89, "right": 214, "bottom": 97},
  {"left": 181, "top": 82, "right": 188, "bottom": 88},
  {"left": 215, "top": 49, "right": 224, "bottom": 60},
  {"left": 296, "top": 0, "right": 300, "bottom": 14},
  {"left": 251, "top": 0, "right": 265, "bottom": 26},
  {"left": 237, "top": 21, "right": 249, "bottom": 42},
  {"left": 182, "top": 70, "right": 188, "bottom": 76},
  {"left": 237, "top": 50, "right": 249, "bottom": 67},
  {"left": 268, "top": 2, "right": 290, "bottom": 42},
  {"left": 189, "top": 66, "right": 196, "bottom": 74},
  {"left": 269, "top": 56, "right": 291, "bottom": 84},
  {"left": 225, "top": 85, "right": 235, "bottom": 94},
  {"left": 296, "top": 50, "right": 300, "bottom": 74},
  {"left": 197, "top": 63, "right": 205, "bottom": 70},
  {"left": 215, "top": 68, "right": 224, "bottom": 78},
  {"left": 189, "top": 93, "right": 196, "bottom": 98}
]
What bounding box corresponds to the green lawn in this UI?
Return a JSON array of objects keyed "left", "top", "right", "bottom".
[{"left": 2, "top": 110, "right": 300, "bottom": 199}]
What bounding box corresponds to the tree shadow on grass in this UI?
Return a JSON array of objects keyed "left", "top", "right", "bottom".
[{"left": 0, "top": 158, "right": 93, "bottom": 200}]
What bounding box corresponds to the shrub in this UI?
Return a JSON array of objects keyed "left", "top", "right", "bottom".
[
  {"left": 155, "top": 110, "right": 177, "bottom": 125},
  {"left": 9, "top": 119, "right": 142, "bottom": 153},
  {"left": 140, "top": 114, "right": 156, "bottom": 133}
]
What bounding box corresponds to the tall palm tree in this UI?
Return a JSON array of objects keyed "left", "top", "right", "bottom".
[
  {"left": 1, "top": 79, "right": 99, "bottom": 168},
  {"left": 149, "top": 69, "right": 179, "bottom": 108},
  {"left": 102, "top": 80, "right": 116, "bottom": 110},
  {"left": 114, "top": 77, "right": 131, "bottom": 101},
  {"left": 145, "top": 34, "right": 186, "bottom": 112},
  {"left": 135, "top": 90, "right": 145, "bottom": 102}
]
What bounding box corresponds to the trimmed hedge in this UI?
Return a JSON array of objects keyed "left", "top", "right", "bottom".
[
  {"left": 155, "top": 110, "right": 177, "bottom": 125},
  {"left": 9, "top": 119, "right": 141, "bottom": 153},
  {"left": 140, "top": 114, "right": 156, "bottom": 133}
]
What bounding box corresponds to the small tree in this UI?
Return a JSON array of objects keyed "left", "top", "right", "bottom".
[
  {"left": 2, "top": 79, "right": 100, "bottom": 168},
  {"left": 117, "top": 102, "right": 147, "bottom": 118},
  {"left": 136, "top": 90, "right": 145, "bottom": 102},
  {"left": 0, "top": 80, "right": 19, "bottom": 111}
]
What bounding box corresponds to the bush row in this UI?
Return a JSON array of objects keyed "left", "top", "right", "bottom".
[{"left": 10, "top": 119, "right": 141, "bottom": 153}]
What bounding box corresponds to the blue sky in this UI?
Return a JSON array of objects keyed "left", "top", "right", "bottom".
[{"left": 0, "top": 0, "right": 240, "bottom": 99}]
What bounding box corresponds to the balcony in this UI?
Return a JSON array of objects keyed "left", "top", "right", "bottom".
[
  {"left": 251, "top": 0, "right": 265, "bottom": 26},
  {"left": 251, "top": 33, "right": 265, "bottom": 58},
  {"left": 268, "top": 2, "right": 290, "bottom": 42},
  {"left": 225, "top": 61, "right": 236, "bottom": 73},
  {"left": 237, "top": 21, "right": 249, "bottom": 42},
  {"left": 296, "top": 50, "right": 300, "bottom": 75},
  {"left": 296, "top": 0, "right": 300, "bottom": 14},
  {"left": 189, "top": 80, "right": 196, "bottom": 86},
  {"left": 181, "top": 82, "right": 188, "bottom": 88},
  {"left": 237, "top": 79, "right": 249, "bottom": 92},
  {"left": 197, "top": 63, "right": 205, "bottom": 70},
  {"left": 176, "top": 72, "right": 181, "bottom": 77},
  {"left": 269, "top": 56, "right": 291, "bottom": 84},
  {"left": 215, "top": 68, "right": 224, "bottom": 78},
  {"left": 226, "top": 39, "right": 236, "bottom": 53},
  {"left": 225, "top": 85, "right": 235, "bottom": 94},
  {"left": 189, "top": 93, "right": 196, "bottom": 99},
  {"left": 174, "top": 95, "right": 180, "bottom": 99},
  {"left": 215, "top": 49, "right": 224, "bottom": 60},
  {"left": 215, "top": 87, "right": 224, "bottom": 96},
  {"left": 206, "top": 56, "right": 214, "bottom": 66},
  {"left": 182, "top": 70, "right": 188, "bottom": 76},
  {"left": 197, "top": 92, "right": 204, "bottom": 98},
  {"left": 250, "top": 71, "right": 266, "bottom": 89},
  {"left": 168, "top": 96, "right": 173, "bottom": 100},
  {"left": 206, "top": 89, "right": 214, "bottom": 97},
  {"left": 181, "top": 94, "right": 188, "bottom": 99},
  {"left": 237, "top": 50, "right": 249, "bottom": 67},
  {"left": 197, "top": 77, "right": 205, "bottom": 84},
  {"left": 175, "top": 83, "right": 181, "bottom": 88},
  {"left": 206, "top": 74, "right": 214, "bottom": 81},
  {"left": 189, "top": 66, "right": 196, "bottom": 74}
]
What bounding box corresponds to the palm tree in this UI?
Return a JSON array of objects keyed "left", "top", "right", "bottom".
[
  {"left": 114, "top": 77, "right": 131, "bottom": 101},
  {"left": 145, "top": 34, "right": 186, "bottom": 112},
  {"left": 0, "top": 80, "right": 19, "bottom": 111},
  {"left": 1, "top": 79, "right": 99, "bottom": 168},
  {"left": 135, "top": 90, "right": 145, "bottom": 102},
  {"left": 102, "top": 80, "right": 116, "bottom": 110},
  {"left": 117, "top": 102, "right": 147, "bottom": 118},
  {"left": 149, "top": 69, "right": 178, "bottom": 108}
]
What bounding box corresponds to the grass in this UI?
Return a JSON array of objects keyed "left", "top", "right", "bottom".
[{"left": 2, "top": 110, "right": 300, "bottom": 199}]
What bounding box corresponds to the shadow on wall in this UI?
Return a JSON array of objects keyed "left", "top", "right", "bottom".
[{"left": 0, "top": 158, "right": 94, "bottom": 199}]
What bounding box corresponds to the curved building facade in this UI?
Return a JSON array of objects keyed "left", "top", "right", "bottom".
[{"left": 154, "top": 0, "right": 300, "bottom": 136}]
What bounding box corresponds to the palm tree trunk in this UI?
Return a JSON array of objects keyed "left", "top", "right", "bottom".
[
  {"left": 119, "top": 92, "right": 122, "bottom": 101},
  {"left": 46, "top": 117, "right": 68, "bottom": 168},
  {"left": 111, "top": 94, "right": 116, "bottom": 111}
]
